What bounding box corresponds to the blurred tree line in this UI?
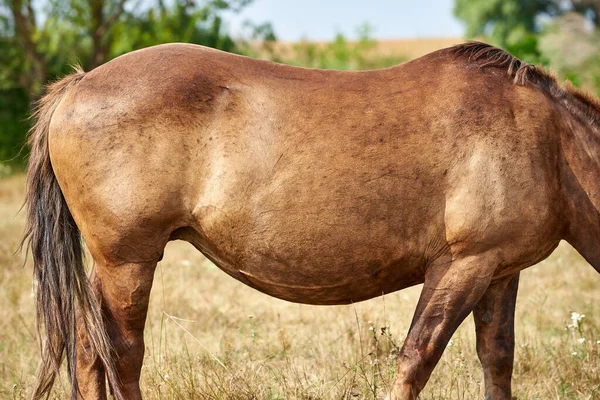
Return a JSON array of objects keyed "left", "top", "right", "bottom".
[
  {"left": 455, "top": 0, "right": 600, "bottom": 93},
  {"left": 1, "top": 0, "right": 600, "bottom": 172}
]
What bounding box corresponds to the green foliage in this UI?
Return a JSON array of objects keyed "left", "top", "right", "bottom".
[
  {"left": 453, "top": 0, "right": 599, "bottom": 64},
  {"left": 455, "top": 0, "right": 600, "bottom": 96},
  {"left": 110, "top": 0, "right": 241, "bottom": 56},
  {"left": 0, "top": 0, "right": 269, "bottom": 167},
  {"left": 594, "top": 73, "right": 600, "bottom": 95},
  {"left": 454, "top": 0, "right": 559, "bottom": 48},
  {"left": 538, "top": 13, "right": 600, "bottom": 96},
  {"left": 505, "top": 33, "right": 547, "bottom": 65},
  {"left": 0, "top": 88, "right": 29, "bottom": 163},
  {"left": 565, "top": 72, "right": 583, "bottom": 87}
]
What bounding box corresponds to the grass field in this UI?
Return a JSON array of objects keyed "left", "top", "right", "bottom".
[{"left": 1, "top": 170, "right": 599, "bottom": 400}]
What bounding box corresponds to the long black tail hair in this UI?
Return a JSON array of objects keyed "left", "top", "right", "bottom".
[{"left": 20, "top": 68, "right": 123, "bottom": 400}]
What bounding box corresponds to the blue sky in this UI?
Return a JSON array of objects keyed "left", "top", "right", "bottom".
[{"left": 225, "top": 0, "right": 465, "bottom": 41}]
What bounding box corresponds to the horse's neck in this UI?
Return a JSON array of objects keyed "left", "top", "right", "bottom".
[{"left": 561, "top": 114, "right": 600, "bottom": 273}]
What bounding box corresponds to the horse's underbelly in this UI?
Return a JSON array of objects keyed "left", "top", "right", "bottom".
[
  {"left": 188, "top": 212, "right": 430, "bottom": 304},
  {"left": 218, "top": 251, "right": 426, "bottom": 305}
]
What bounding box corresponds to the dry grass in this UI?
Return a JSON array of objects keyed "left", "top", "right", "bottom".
[
  {"left": 368, "top": 38, "right": 464, "bottom": 59},
  {"left": 1, "top": 173, "right": 599, "bottom": 399},
  {"left": 251, "top": 38, "right": 463, "bottom": 68}
]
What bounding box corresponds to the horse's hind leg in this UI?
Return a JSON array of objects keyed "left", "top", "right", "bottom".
[
  {"left": 70, "top": 211, "right": 168, "bottom": 400},
  {"left": 473, "top": 273, "right": 519, "bottom": 400},
  {"left": 386, "top": 254, "right": 497, "bottom": 400},
  {"left": 75, "top": 270, "right": 107, "bottom": 399},
  {"left": 76, "top": 258, "right": 158, "bottom": 400},
  {"left": 103, "top": 260, "right": 157, "bottom": 398}
]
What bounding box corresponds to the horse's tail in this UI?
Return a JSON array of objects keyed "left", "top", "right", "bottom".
[{"left": 20, "top": 68, "right": 122, "bottom": 400}]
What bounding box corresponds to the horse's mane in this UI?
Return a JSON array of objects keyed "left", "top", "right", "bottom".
[{"left": 450, "top": 41, "right": 600, "bottom": 130}]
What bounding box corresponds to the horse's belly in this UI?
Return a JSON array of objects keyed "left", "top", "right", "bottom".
[
  {"left": 193, "top": 217, "right": 429, "bottom": 305},
  {"left": 230, "top": 253, "right": 426, "bottom": 305}
]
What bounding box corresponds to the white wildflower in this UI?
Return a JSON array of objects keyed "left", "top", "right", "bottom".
[
  {"left": 567, "top": 312, "right": 585, "bottom": 331},
  {"left": 447, "top": 339, "right": 454, "bottom": 348},
  {"left": 578, "top": 338, "right": 586, "bottom": 344},
  {"left": 572, "top": 312, "right": 585, "bottom": 323}
]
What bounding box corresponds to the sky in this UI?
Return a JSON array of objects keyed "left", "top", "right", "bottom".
[{"left": 225, "top": 0, "right": 465, "bottom": 42}]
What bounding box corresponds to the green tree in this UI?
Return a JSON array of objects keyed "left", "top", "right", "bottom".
[
  {"left": 0, "top": 0, "right": 261, "bottom": 95},
  {"left": 0, "top": 0, "right": 271, "bottom": 166},
  {"left": 539, "top": 13, "right": 600, "bottom": 95},
  {"left": 454, "top": 0, "right": 600, "bottom": 97},
  {"left": 454, "top": 0, "right": 560, "bottom": 61},
  {"left": 454, "top": 0, "right": 600, "bottom": 61}
]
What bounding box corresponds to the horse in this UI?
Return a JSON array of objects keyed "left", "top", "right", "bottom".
[{"left": 21, "top": 41, "right": 600, "bottom": 399}]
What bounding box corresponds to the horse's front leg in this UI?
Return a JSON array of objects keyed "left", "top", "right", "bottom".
[
  {"left": 386, "top": 253, "right": 497, "bottom": 400},
  {"left": 473, "top": 273, "right": 519, "bottom": 400},
  {"left": 76, "top": 261, "right": 157, "bottom": 400}
]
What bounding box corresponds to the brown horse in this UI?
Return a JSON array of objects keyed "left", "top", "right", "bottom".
[{"left": 22, "top": 41, "right": 600, "bottom": 399}]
